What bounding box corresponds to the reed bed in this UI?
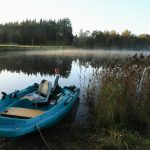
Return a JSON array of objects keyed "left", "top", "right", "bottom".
[{"left": 85, "top": 54, "right": 150, "bottom": 149}]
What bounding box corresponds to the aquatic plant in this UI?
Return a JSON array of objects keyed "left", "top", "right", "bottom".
[{"left": 87, "top": 54, "right": 150, "bottom": 133}]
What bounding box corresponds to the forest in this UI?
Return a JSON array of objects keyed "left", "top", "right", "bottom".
[
  {"left": 0, "top": 18, "right": 73, "bottom": 45},
  {"left": 0, "top": 18, "right": 150, "bottom": 50},
  {"left": 74, "top": 29, "right": 150, "bottom": 50}
]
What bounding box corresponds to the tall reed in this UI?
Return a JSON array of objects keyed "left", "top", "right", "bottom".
[{"left": 88, "top": 54, "right": 150, "bottom": 133}]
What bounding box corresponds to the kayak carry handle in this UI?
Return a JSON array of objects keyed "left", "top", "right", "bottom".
[
  {"left": 65, "top": 91, "right": 78, "bottom": 105},
  {"left": 65, "top": 97, "right": 72, "bottom": 105}
]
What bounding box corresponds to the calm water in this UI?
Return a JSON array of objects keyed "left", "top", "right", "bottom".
[{"left": 0, "top": 49, "right": 149, "bottom": 122}]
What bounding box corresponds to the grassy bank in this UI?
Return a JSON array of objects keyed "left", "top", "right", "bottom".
[
  {"left": 0, "top": 45, "right": 73, "bottom": 52},
  {"left": 85, "top": 54, "right": 150, "bottom": 149},
  {"left": 0, "top": 121, "right": 149, "bottom": 150}
]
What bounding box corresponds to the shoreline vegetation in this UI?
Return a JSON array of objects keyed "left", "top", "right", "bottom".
[
  {"left": 84, "top": 54, "right": 150, "bottom": 149},
  {"left": 0, "top": 18, "right": 149, "bottom": 50}
]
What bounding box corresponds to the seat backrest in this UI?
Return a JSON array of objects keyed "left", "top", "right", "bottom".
[{"left": 38, "top": 80, "right": 52, "bottom": 98}]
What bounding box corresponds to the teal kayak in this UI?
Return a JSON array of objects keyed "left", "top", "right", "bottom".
[{"left": 0, "top": 81, "right": 80, "bottom": 138}]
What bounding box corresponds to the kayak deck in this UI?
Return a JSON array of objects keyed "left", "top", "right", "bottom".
[{"left": 1, "top": 107, "right": 45, "bottom": 119}]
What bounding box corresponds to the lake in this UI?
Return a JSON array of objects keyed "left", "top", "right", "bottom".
[{"left": 0, "top": 49, "right": 149, "bottom": 122}]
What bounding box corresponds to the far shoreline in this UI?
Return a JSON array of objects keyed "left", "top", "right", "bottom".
[
  {"left": 0, "top": 45, "right": 74, "bottom": 52},
  {"left": 0, "top": 45, "right": 150, "bottom": 52}
]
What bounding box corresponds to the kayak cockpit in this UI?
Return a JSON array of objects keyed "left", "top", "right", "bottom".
[{"left": 0, "top": 91, "right": 63, "bottom": 119}]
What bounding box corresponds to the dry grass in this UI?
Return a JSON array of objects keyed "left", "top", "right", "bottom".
[
  {"left": 89, "top": 54, "right": 150, "bottom": 132},
  {"left": 85, "top": 53, "right": 150, "bottom": 149}
]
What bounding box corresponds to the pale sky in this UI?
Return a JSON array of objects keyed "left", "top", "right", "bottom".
[{"left": 0, "top": 0, "right": 149, "bottom": 35}]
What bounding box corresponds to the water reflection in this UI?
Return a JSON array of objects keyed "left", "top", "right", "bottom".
[
  {"left": 0, "top": 55, "right": 72, "bottom": 77},
  {"left": 0, "top": 50, "right": 130, "bottom": 76},
  {"left": 0, "top": 50, "right": 149, "bottom": 122},
  {"left": 0, "top": 50, "right": 149, "bottom": 96}
]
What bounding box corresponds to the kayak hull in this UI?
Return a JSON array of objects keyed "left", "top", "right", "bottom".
[{"left": 0, "top": 85, "right": 80, "bottom": 138}]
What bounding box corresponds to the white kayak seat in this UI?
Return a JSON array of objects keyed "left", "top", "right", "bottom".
[
  {"left": 38, "top": 80, "right": 52, "bottom": 98},
  {"left": 22, "top": 80, "right": 52, "bottom": 103}
]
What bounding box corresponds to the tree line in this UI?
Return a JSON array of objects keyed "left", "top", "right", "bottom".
[
  {"left": 0, "top": 18, "right": 73, "bottom": 45},
  {"left": 0, "top": 19, "right": 149, "bottom": 50},
  {"left": 73, "top": 29, "right": 150, "bottom": 50}
]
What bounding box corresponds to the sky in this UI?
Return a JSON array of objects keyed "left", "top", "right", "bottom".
[{"left": 0, "top": 0, "right": 149, "bottom": 35}]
